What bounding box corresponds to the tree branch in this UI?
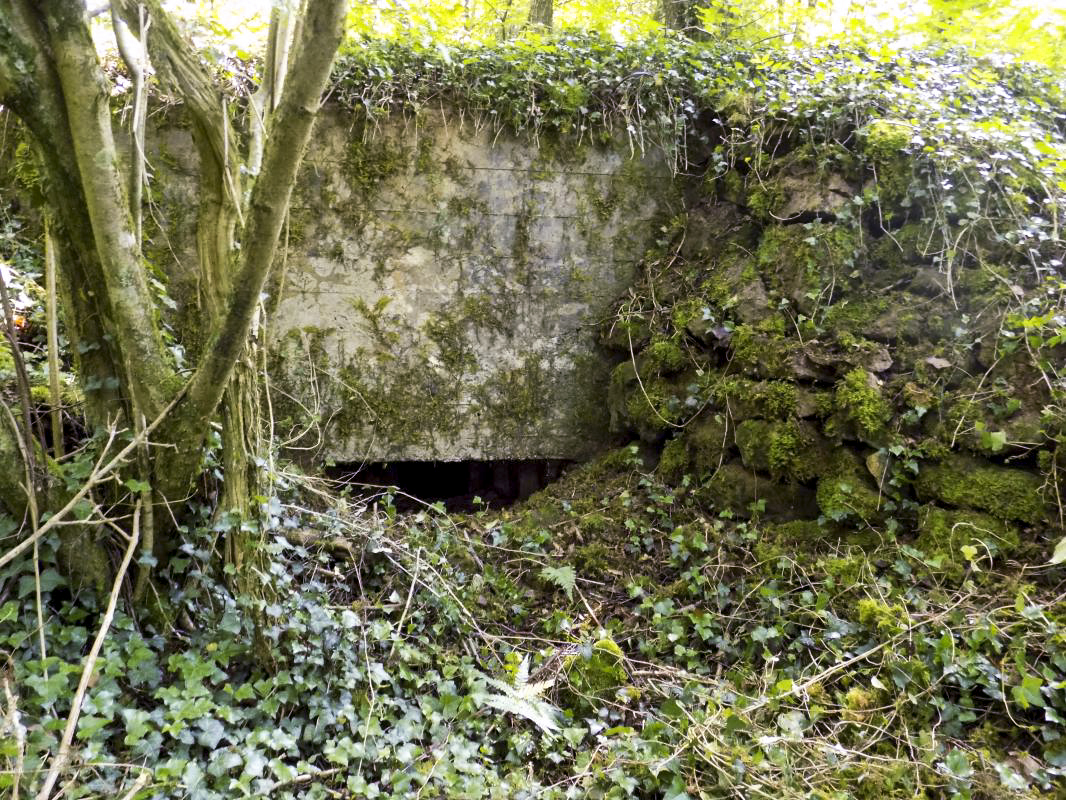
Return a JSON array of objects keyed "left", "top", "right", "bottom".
[
  {"left": 156, "top": 0, "right": 347, "bottom": 497},
  {"left": 42, "top": 0, "right": 177, "bottom": 417}
]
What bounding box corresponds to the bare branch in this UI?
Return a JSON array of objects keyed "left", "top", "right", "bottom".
[{"left": 35, "top": 502, "right": 142, "bottom": 800}]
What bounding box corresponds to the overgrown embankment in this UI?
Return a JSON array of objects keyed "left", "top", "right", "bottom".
[
  {"left": 330, "top": 35, "right": 1065, "bottom": 549},
  {"left": 1, "top": 35, "right": 1065, "bottom": 800}
]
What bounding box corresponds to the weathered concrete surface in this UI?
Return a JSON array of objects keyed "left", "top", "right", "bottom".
[{"left": 268, "top": 108, "right": 675, "bottom": 462}]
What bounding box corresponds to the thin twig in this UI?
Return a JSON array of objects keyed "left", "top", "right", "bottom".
[
  {"left": 0, "top": 387, "right": 184, "bottom": 572},
  {"left": 36, "top": 502, "right": 142, "bottom": 800}
]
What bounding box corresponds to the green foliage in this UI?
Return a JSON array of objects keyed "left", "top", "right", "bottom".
[
  {"left": 4, "top": 449, "right": 1066, "bottom": 798},
  {"left": 6, "top": 9, "right": 1066, "bottom": 800},
  {"left": 834, "top": 368, "right": 892, "bottom": 440},
  {"left": 539, "top": 564, "right": 577, "bottom": 599}
]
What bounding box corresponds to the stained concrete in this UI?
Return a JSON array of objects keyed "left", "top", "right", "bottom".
[{"left": 268, "top": 108, "right": 675, "bottom": 462}]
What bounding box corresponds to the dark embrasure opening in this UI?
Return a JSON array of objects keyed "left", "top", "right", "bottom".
[{"left": 327, "top": 459, "right": 572, "bottom": 511}]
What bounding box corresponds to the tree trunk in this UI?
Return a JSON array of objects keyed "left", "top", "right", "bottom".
[
  {"left": 662, "top": 0, "right": 699, "bottom": 33},
  {"left": 0, "top": 0, "right": 349, "bottom": 596},
  {"left": 528, "top": 0, "right": 552, "bottom": 28}
]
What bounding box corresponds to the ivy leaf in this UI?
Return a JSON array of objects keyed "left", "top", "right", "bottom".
[
  {"left": 122, "top": 708, "right": 153, "bottom": 746},
  {"left": 124, "top": 478, "right": 152, "bottom": 494},
  {"left": 1050, "top": 536, "right": 1066, "bottom": 565},
  {"left": 197, "top": 717, "right": 226, "bottom": 749}
]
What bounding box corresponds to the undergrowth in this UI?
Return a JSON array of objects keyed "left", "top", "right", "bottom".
[{"left": 2, "top": 450, "right": 1064, "bottom": 798}]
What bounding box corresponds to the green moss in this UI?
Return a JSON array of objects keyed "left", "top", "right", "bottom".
[
  {"left": 657, "top": 436, "right": 690, "bottom": 483},
  {"left": 862, "top": 120, "right": 913, "bottom": 214},
  {"left": 915, "top": 504, "right": 1020, "bottom": 565},
  {"left": 706, "top": 169, "right": 747, "bottom": 205},
  {"left": 857, "top": 597, "right": 908, "bottom": 635},
  {"left": 914, "top": 455, "right": 1046, "bottom": 524},
  {"left": 734, "top": 418, "right": 822, "bottom": 482},
  {"left": 816, "top": 450, "right": 884, "bottom": 522},
  {"left": 763, "top": 518, "right": 826, "bottom": 544},
  {"left": 600, "top": 313, "right": 652, "bottom": 352},
  {"left": 563, "top": 637, "right": 627, "bottom": 711},
  {"left": 843, "top": 686, "right": 882, "bottom": 712},
  {"left": 823, "top": 297, "right": 890, "bottom": 334},
  {"left": 474, "top": 356, "right": 552, "bottom": 444},
  {"left": 834, "top": 368, "right": 891, "bottom": 440},
  {"left": 821, "top": 555, "right": 864, "bottom": 588},
  {"left": 670, "top": 296, "right": 706, "bottom": 331},
  {"left": 729, "top": 324, "right": 795, "bottom": 378},
  {"left": 12, "top": 139, "right": 43, "bottom": 198},
  {"left": 754, "top": 222, "right": 861, "bottom": 315},
  {"left": 55, "top": 527, "right": 112, "bottom": 596},
  {"left": 762, "top": 382, "right": 797, "bottom": 417},
  {"left": 344, "top": 133, "right": 407, "bottom": 198},
  {"left": 657, "top": 416, "right": 730, "bottom": 484},
  {"left": 746, "top": 180, "right": 784, "bottom": 221},
  {"left": 0, "top": 340, "right": 13, "bottom": 374},
  {"left": 423, "top": 312, "right": 475, "bottom": 373},
  {"left": 699, "top": 461, "right": 818, "bottom": 520},
  {"left": 414, "top": 133, "right": 435, "bottom": 173},
  {"left": 609, "top": 362, "right": 690, "bottom": 441},
  {"left": 641, "top": 336, "right": 686, "bottom": 374},
  {"left": 863, "top": 120, "right": 910, "bottom": 161},
  {"left": 573, "top": 542, "right": 613, "bottom": 577},
  {"left": 704, "top": 374, "right": 800, "bottom": 421}
]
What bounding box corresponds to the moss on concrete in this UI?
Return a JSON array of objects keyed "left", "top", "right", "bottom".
[{"left": 344, "top": 131, "right": 408, "bottom": 199}]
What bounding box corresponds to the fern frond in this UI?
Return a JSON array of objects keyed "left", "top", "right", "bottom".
[
  {"left": 540, "top": 564, "right": 577, "bottom": 599},
  {"left": 469, "top": 656, "right": 562, "bottom": 736}
]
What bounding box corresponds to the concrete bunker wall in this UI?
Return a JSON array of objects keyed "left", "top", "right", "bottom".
[{"left": 268, "top": 108, "right": 676, "bottom": 463}]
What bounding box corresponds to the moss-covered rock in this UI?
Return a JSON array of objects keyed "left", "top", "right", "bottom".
[
  {"left": 734, "top": 418, "right": 827, "bottom": 482},
  {"left": 728, "top": 323, "right": 801, "bottom": 379},
  {"left": 830, "top": 368, "right": 892, "bottom": 444},
  {"left": 699, "top": 461, "right": 818, "bottom": 520},
  {"left": 816, "top": 450, "right": 885, "bottom": 522},
  {"left": 657, "top": 415, "right": 730, "bottom": 483},
  {"left": 699, "top": 255, "right": 774, "bottom": 326},
  {"left": 608, "top": 362, "right": 695, "bottom": 442},
  {"left": 754, "top": 222, "right": 862, "bottom": 315},
  {"left": 640, "top": 335, "right": 687, "bottom": 374},
  {"left": 862, "top": 119, "right": 914, "bottom": 216},
  {"left": 763, "top": 518, "right": 826, "bottom": 545},
  {"left": 915, "top": 504, "right": 1021, "bottom": 561},
  {"left": 914, "top": 455, "right": 1046, "bottom": 524}
]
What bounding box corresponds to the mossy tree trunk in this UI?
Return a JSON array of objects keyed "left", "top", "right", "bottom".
[
  {"left": 662, "top": 0, "right": 701, "bottom": 33},
  {"left": 0, "top": 0, "right": 347, "bottom": 594},
  {"left": 527, "top": 0, "right": 553, "bottom": 28}
]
